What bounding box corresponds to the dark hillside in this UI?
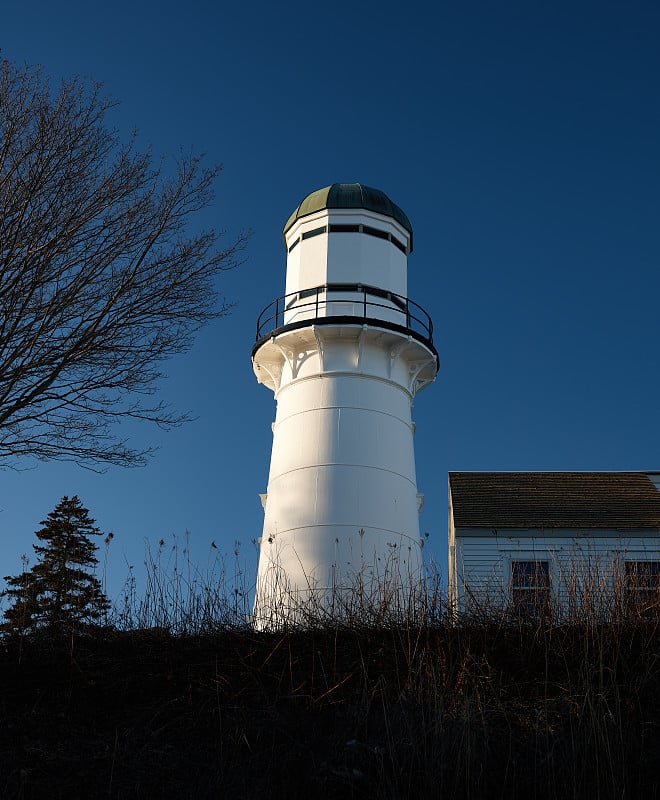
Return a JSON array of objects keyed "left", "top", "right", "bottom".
[{"left": 1, "top": 622, "right": 660, "bottom": 799}]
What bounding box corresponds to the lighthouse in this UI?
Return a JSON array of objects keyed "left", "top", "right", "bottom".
[{"left": 252, "top": 184, "right": 438, "bottom": 625}]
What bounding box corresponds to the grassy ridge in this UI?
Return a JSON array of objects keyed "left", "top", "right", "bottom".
[{"left": 1, "top": 618, "right": 660, "bottom": 799}]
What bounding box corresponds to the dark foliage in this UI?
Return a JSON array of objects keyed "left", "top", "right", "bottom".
[
  {"left": 1, "top": 620, "right": 660, "bottom": 799},
  {"left": 2, "top": 496, "right": 109, "bottom": 634}
]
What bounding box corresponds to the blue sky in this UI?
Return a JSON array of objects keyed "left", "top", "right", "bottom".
[{"left": 1, "top": 1, "right": 659, "bottom": 607}]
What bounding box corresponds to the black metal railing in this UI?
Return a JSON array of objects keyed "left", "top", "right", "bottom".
[{"left": 255, "top": 283, "right": 434, "bottom": 348}]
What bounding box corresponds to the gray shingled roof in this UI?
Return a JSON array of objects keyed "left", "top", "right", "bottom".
[{"left": 449, "top": 472, "right": 660, "bottom": 530}]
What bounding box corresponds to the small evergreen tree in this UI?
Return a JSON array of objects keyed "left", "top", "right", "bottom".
[{"left": 2, "top": 496, "right": 110, "bottom": 634}]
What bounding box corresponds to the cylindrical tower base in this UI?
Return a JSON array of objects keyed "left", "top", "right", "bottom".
[{"left": 252, "top": 322, "right": 435, "bottom": 627}]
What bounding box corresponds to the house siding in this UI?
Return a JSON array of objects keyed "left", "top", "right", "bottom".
[
  {"left": 448, "top": 473, "right": 660, "bottom": 617},
  {"left": 453, "top": 528, "right": 660, "bottom": 616}
]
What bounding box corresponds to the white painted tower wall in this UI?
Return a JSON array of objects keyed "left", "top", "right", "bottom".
[{"left": 253, "top": 200, "right": 437, "bottom": 625}]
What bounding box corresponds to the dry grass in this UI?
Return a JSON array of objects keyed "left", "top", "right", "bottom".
[
  {"left": 1, "top": 544, "right": 660, "bottom": 799},
  {"left": 110, "top": 534, "right": 252, "bottom": 634}
]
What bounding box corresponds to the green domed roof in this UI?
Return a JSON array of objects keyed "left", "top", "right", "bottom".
[{"left": 283, "top": 183, "right": 413, "bottom": 245}]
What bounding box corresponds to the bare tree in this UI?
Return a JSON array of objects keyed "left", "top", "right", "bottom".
[{"left": 0, "top": 60, "right": 246, "bottom": 468}]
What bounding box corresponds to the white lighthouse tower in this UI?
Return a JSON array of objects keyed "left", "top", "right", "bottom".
[{"left": 252, "top": 184, "right": 437, "bottom": 625}]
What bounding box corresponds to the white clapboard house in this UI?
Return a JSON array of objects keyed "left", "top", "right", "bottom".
[{"left": 448, "top": 472, "right": 660, "bottom": 618}]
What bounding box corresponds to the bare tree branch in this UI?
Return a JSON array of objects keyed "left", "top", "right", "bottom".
[{"left": 0, "top": 60, "right": 247, "bottom": 468}]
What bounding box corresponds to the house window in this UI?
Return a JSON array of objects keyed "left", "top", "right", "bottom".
[
  {"left": 510, "top": 560, "right": 551, "bottom": 618},
  {"left": 625, "top": 561, "right": 660, "bottom": 617}
]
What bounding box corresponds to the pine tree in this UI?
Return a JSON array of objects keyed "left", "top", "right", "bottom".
[
  {"left": 2, "top": 496, "right": 110, "bottom": 634},
  {"left": 2, "top": 558, "right": 39, "bottom": 633}
]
